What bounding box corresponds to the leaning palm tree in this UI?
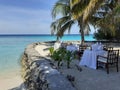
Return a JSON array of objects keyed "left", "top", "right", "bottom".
[
  {"left": 51, "top": 0, "right": 94, "bottom": 44},
  {"left": 51, "top": 0, "right": 118, "bottom": 44},
  {"left": 51, "top": 0, "right": 74, "bottom": 41}
]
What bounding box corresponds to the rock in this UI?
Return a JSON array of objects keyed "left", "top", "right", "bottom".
[{"left": 21, "top": 43, "right": 76, "bottom": 90}]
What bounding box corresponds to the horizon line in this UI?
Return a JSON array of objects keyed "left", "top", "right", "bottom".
[{"left": 0, "top": 34, "right": 93, "bottom": 36}]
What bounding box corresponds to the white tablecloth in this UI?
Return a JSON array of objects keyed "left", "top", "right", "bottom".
[
  {"left": 54, "top": 42, "right": 61, "bottom": 50},
  {"left": 66, "top": 45, "right": 79, "bottom": 52},
  {"left": 79, "top": 49, "right": 106, "bottom": 69}
]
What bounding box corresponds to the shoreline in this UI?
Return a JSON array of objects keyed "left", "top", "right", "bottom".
[
  {"left": 0, "top": 63, "right": 23, "bottom": 90},
  {"left": 0, "top": 68, "right": 21, "bottom": 78},
  {"left": 0, "top": 67, "right": 23, "bottom": 90},
  {"left": 0, "top": 41, "right": 120, "bottom": 90},
  {"left": 0, "top": 75, "right": 23, "bottom": 90}
]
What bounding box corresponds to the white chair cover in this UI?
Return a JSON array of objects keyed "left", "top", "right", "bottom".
[{"left": 54, "top": 42, "right": 61, "bottom": 50}]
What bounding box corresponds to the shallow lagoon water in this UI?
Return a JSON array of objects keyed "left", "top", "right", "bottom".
[{"left": 0, "top": 34, "right": 96, "bottom": 76}]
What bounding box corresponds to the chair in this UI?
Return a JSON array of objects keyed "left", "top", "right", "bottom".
[
  {"left": 97, "top": 50, "right": 119, "bottom": 74},
  {"left": 78, "top": 45, "right": 88, "bottom": 58},
  {"left": 103, "top": 46, "right": 113, "bottom": 51}
]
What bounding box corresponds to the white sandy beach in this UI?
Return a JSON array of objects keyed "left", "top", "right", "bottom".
[
  {"left": 0, "top": 70, "right": 23, "bottom": 90},
  {"left": 0, "top": 76, "right": 23, "bottom": 90},
  {"left": 35, "top": 43, "right": 50, "bottom": 57}
]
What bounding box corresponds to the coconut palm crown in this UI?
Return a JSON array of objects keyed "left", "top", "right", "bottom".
[
  {"left": 94, "top": 3, "right": 120, "bottom": 40},
  {"left": 51, "top": 0, "right": 118, "bottom": 44}
]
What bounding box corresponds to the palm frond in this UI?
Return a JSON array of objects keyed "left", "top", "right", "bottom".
[
  {"left": 51, "top": 16, "right": 71, "bottom": 35},
  {"left": 57, "top": 20, "right": 74, "bottom": 37},
  {"left": 57, "top": 16, "right": 71, "bottom": 30},
  {"left": 83, "top": 0, "right": 104, "bottom": 24},
  {"left": 71, "top": 0, "right": 90, "bottom": 19},
  {"left": 52, "top": 2, "right": 70, "bottom": 19},
  {"left": 70, "top": 0, "right": 80, "bottom": 7},
  {"left": 57, "top": 0, "right": 69, "bottom": 4},
  {"left": 84, "top": 24, "right": 90, "bottom": 35},
  {"left": 50, "top": 21, "right": 58, "bottom": 35},
  {"left": 114, "top": 4, "right": 120, "bottom": 14}
]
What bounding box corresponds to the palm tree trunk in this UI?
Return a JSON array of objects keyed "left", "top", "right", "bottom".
[
  {"left": 80, "top": 24, "right": 85, "bottom": 45},
  {"left": 78, "top": 19, "right": 85, "bottom": 45},
  {"left": 56, "top": 36, "right": 59, "bottom": 41}
]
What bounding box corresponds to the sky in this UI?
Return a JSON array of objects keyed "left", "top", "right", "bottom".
[{"left": 0, "top": 0, "right": 94, "bottom": 34}]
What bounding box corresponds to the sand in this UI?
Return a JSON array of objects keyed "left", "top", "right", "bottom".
[
  {"left": 35, "top": 42, "right": 50, "bottom": 57},
  {"left": 0, "top": 42, "right": 50, "bottom": 90},
  {"left": 0, "top": 69, "right": 23, "bottom": 90},
  {"left": 0, "top": 76, "right": 23, "bottom": 90},
  {"left": 1, "top": 41, "right": 119, "bottom": 90},
  {"left": 35, "top": 42, "right": 120, "bottom": 90}
]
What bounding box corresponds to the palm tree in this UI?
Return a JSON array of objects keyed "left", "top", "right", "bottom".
[
  {"left": 51, "top": 0, "right": 74, "bottom": 41},
  {"left": 94, "top": 3, "right": 120, "bottom": 40},
  {"left": 51, "top": 0, "right": 118, "bottom": 44},
  {"left": 51, "top": 0, "right": 93, "bottom": 44},
  {"left": 72, "top": 0, "right": 107, "bottom": 44}
]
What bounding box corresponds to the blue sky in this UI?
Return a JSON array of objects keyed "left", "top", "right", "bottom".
[{"left": 0, "top": 0, "right": 94, "bottom": 34}]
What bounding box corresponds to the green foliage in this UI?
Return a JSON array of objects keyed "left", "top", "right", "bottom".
[
  {"left": 94, "top": 27, "right": 120, "bottom": 41},
  {"left": 51, "top": 0, "right": 118, "bottom": 44},
  {"left": 49, "top": 47, "right": 54, "bottom": 56},
  {"left": 114, "top": 4, "right": 120, "bottom": 14},
  {"left": 94, "top": 10, "right": 120, "bottom": 41},
  {"left": 51, "top": 47, "right": 66, "bottom": 67},
  {"left": 94, "top": 28, "right": 113, "bottom": 40},
  {"left": 93, "top": 4, "right": 120, "bottom": 41},
  {"left": 64, "top": 50, "right": 75, "bottom": 68},
  {"left": 51, "top": 47, "right": 76, "bottom": 68}
]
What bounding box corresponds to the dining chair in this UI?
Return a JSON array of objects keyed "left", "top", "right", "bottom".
[
  {"left": 103, "top": 46, "right": 113, "bottom": 51},
  {"left": 96, "top": 49, "right": 119, "bottom": 74},
  {"left": 78, "top": 45, "right": 88, "bottom": 58}
]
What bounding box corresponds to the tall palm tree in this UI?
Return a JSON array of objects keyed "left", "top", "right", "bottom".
[
  {"left": 51, "top": 0, "right": 118, "bottom": 44},
  {"left": 51, "top": 0, "right": 94, "bottom": 43},
  {"left": 71, "top": 0, "right": 105, "bottom": 44}
]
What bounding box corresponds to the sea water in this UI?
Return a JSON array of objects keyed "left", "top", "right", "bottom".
[{"left": 0, "top": 34, "right": 96, "bottom": 76}]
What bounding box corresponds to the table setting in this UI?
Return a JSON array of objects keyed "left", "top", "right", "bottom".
[{"left": 79, "top": 43, "right": 107, "bottom": 69}]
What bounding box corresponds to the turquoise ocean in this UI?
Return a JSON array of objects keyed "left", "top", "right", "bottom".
[{"left": 0, "top": 34, "right": 96, "bottom": 76}]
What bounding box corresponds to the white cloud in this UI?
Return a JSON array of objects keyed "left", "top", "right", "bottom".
[
  {"left": 0, "top": 5, "right": 53, "bottom": 34},
  {"left": 0, "top": 3, "right": 94, "bottom": 34}
]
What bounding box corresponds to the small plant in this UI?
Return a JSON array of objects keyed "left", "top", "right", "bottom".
[
  {"left": 64, "top": 51, "right": 75, "bottom": 68},
  {"left": 49, "top": 47, "right": 54, "bottom": 56},
  {"left": 51, "top": 48, "right": 66, "bottom": 68},
  {"left": 50, "top": 47, "right": 76, "bottom": 68}
]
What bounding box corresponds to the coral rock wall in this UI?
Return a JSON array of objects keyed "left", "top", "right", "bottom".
[{"left": 21, "top": 43, "right": 75, "bottom": 90}]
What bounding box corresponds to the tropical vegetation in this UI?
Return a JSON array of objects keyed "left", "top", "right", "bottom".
[
  {"left": 51, "top": 0, "right": 119, "bottom": 44},
  {"left": 50, "top": 47, "right": 75, "bottom": 68},
  {"left": 94, "top": 3, "right": 120, "bottom": 41}
]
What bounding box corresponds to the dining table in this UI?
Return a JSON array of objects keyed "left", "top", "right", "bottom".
[
  {"left": 79, "top": 49, "right": 107, "bottom": 69},
  {"left": 66, "top": 44, "right": 79, "bottom": 52}
]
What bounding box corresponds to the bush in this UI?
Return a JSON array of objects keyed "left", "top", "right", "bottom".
[
  {"left": 51, "top": 48, "right": 66, "bottom": 68},
  {"left": 50, "top": 47, "right": 75, "bottom": 68},
  {"left": 49, "top": 47, "right": 54, "bottom": 56},
  {"left": 64, "top": 50, "right": 75, "bottom": 68}
]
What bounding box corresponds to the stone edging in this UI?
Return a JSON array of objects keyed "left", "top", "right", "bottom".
[{"left": 21, "top": 43, "right": 76, "bottom": 90}]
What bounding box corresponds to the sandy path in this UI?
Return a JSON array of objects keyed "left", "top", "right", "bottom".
[
  {"left": 34, "top": 42, "right": 120, "bottom": 90},
  {"left": 35, "top": 43, "right": 50, "bottom": 57}
]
